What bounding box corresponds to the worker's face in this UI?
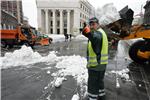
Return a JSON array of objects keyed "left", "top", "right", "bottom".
[{"left": 90, "top": 22, "right": 99, "bottom": 30}]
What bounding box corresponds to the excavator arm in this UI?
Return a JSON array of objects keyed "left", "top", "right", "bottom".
[{"left": 106, "top": 5, "right": 150, "bottom": 65}]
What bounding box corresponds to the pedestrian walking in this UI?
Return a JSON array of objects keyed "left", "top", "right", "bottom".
[{"left": 64, "top": 33, "right": 69, "bottom": 41}]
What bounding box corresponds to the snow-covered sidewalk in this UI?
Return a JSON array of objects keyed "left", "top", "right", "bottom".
[{"left": 47, "top": 34, "right": 65, "bottom": 43}]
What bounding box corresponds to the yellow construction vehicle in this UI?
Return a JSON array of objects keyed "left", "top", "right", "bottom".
[{"left": 107, "top": 2, "right": 150, "bottom": 65}]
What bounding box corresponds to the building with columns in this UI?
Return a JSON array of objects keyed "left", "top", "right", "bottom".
[{"left": 36, "top": 0, "right": 95, "bottom": 35}]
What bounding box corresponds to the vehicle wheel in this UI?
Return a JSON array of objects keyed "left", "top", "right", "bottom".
[
  {"left": 30, "top": 41, "right": 35, "bottom": 49},
  {"left": 8, "top": 44, "right": 14, "bottom": 48},
  {"left": 129, "top": 40, "right": 148, "bottom": 64},
  {"left": 1, "top": 41, "right": 7, "bottom": 48},
  {"left": 23, "top": 41, "right": 30, "bottom": 47}
]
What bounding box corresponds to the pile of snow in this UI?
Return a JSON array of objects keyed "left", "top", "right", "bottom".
[
  {"left": 96, "top": 3, "right": 120, "bottom": 26},
  {"left": 116, "top": 78, "right": 120, "bottom": 88},
  {"left": 0, "top": 46, "right": 42, "bottom": 68},
  {"left": 110, "top": 68, "right": 130, "bottom": 81},
  {"left": 54, "top": 77, "right": 67, "bottom": 87},
  {"left": 75, "top": 35, "right": 88, "bottom": 41},
  {"left": 1, "top": 45, "right": 88, "bottom": 99},
  {"left": 55, "top": 55, "right": 88, "bottom": 84},
  {"left": 71, "top": 93, "right": 80, "bottom": 100},
  {"left": 47, "top": 34, "right": 65, "bottom": 43},
  {"left": 0, "top": 45, "right": 61, "bottom": 69},
  {"left": 1, "top": 45, "right": 88, "bottom": 87},
  {"left": 47, "top": 70, "right": 51, "bottom": 74}
]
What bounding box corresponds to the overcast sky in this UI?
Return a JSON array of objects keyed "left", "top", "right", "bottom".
[{"left": 22, "top": 0, "right": 147, "bottom": 28}]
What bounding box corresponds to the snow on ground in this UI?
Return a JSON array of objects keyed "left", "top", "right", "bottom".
[
  {"left": 0, "top": 45, "right": 61, "bottom": 69},
  {"left": 75, "top": 35, "right": 88, "bottom": 41},
  {"left": 47, "top": 34, "right": 65, "bottom": 43},
  {"left": 71, "top": 93, "right": 80, "bottom": 100},
  {"left": 1, "top": 45, "right": 88, "bottom": 92},
  {"left": 108, "top": 68, "right": 130, "bottom": 88},
  {"left": 109, "top": 68, "right": 130, "bottom": 82},
  {"left": 47, "top": 70, "right": 51, "bottom": 74},
  {"left": 116, "top": 78, "right": 120, "bottom": 88},
  {"left": 54, "top": 77, "right": 67, "bottom": 87},
  {"left": 46, "top": 34, "right": 87, "bottom": 43},
  {"left": 55, "top": 55, "right": 88, "bottom": 84}
]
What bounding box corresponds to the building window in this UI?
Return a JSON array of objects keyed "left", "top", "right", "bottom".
[
  {"left": 57, "top": 21, "right": 60, "bottom": 27},
  {"left": 51, "top": 29, "right": 53, "bottom": 34},
  {"left": 80, "top": 13, "right": 82, "bottom": 18},
  {"left": 64, "top": 21, "right": 67, "bottom": 27},
  {"left": 80, "top": 4, "right": 82, "bottom": 8},
  {"left": 51, "top": 21, "right": 53, "bottom": 26},
  {"left": 50, "top": 12, "right": 53, "bottom": 17},
  {"left": 83, "top": 6, "right": 84, "bottom": 11},
  {"left": 56, "top": 11, "right": 60, "bottom": 17},
  {"left": 63, "top": 11, "right": 67, "bottom": 16}
]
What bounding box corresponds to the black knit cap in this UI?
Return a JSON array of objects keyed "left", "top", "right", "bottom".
[{"left": 89, "top": 17, "right": 99, "bottom": 24}]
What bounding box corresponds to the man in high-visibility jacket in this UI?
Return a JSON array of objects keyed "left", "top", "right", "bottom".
[{"left": 82, "top": 17, "right": 108, "bottom": 100}]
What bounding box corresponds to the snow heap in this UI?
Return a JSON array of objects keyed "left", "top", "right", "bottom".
[
  {"left": 0, "top": 45, "right": 61, "bottom": 69},
  {"left": 96, "top": 3, "right": 120, "bottom": 26},
  {"left": 0, "top": 45, "right": 88, "bottom": 89},
  {"left": 54, "top": 77, "right": 67, "bottom": 88},
  {"left": 47, "top": 34, "right": 65, "bottom": 43},
  {"left": 1, "top": 46, "right": 42, "bottom": 68},
  {"left": 108, "top": 68, "right": 130, "bottom": 88},
  {"left": 55, "top": 55, "right": 88, "bottom": 84},
  {"left": 71, "top": 93, "right": 80, "bottom": 100},
  {"left": 75, "top": 35, "right": 88, "bottom": 41},
  {"left": 110, "top": 68, "right": 130, "bottom": 81}
]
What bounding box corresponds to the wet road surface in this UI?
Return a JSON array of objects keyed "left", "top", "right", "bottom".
[{"left": 1, "top": 39, "right": 150, "bottom": 100}]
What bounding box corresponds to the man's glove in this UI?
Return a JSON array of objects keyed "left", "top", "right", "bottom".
[{"left": 82, "top": 26, "right": 91, "bottom": 37}]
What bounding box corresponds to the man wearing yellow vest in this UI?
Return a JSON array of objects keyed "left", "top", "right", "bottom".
[{"left": 82, "top": 17, "right": 108, "bottom": 100}]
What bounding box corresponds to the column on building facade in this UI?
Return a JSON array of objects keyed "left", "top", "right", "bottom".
[
  {"left": 16, "top": 1, "right": 21, "bottom": 23},
  {"left": 3, "top": 24, "right": 6, "bottom": 29},
  {"left": 67, "top": 10, "right": 71, "bottom": 34},
  {"left": 37, "top": 8, "right": 42, "bottom": 30},
  {"left": 52, "top": 9, "right": 56, "bottom": 34},
  {"left": 0, "top": 24, "right": 1, "bottom": 30},
  {"left": 11, "top": 25, "right": 14, "bottom": 29},
  {"left": 59, "top": 9, "right": 63, "bottom": 34},
  {"left": 73, "top": 9, "right": 80, "bottom": 34},
  {"left": 8, "top": 25, "right": 11, "bottom": 30},
  {"left": 45, "top": 9, "right": 49, "bottom": 34}
]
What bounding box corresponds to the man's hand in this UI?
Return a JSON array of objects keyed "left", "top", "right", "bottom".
[{"left": 82, "top": 26, "right": 91, "bottom": 37}]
